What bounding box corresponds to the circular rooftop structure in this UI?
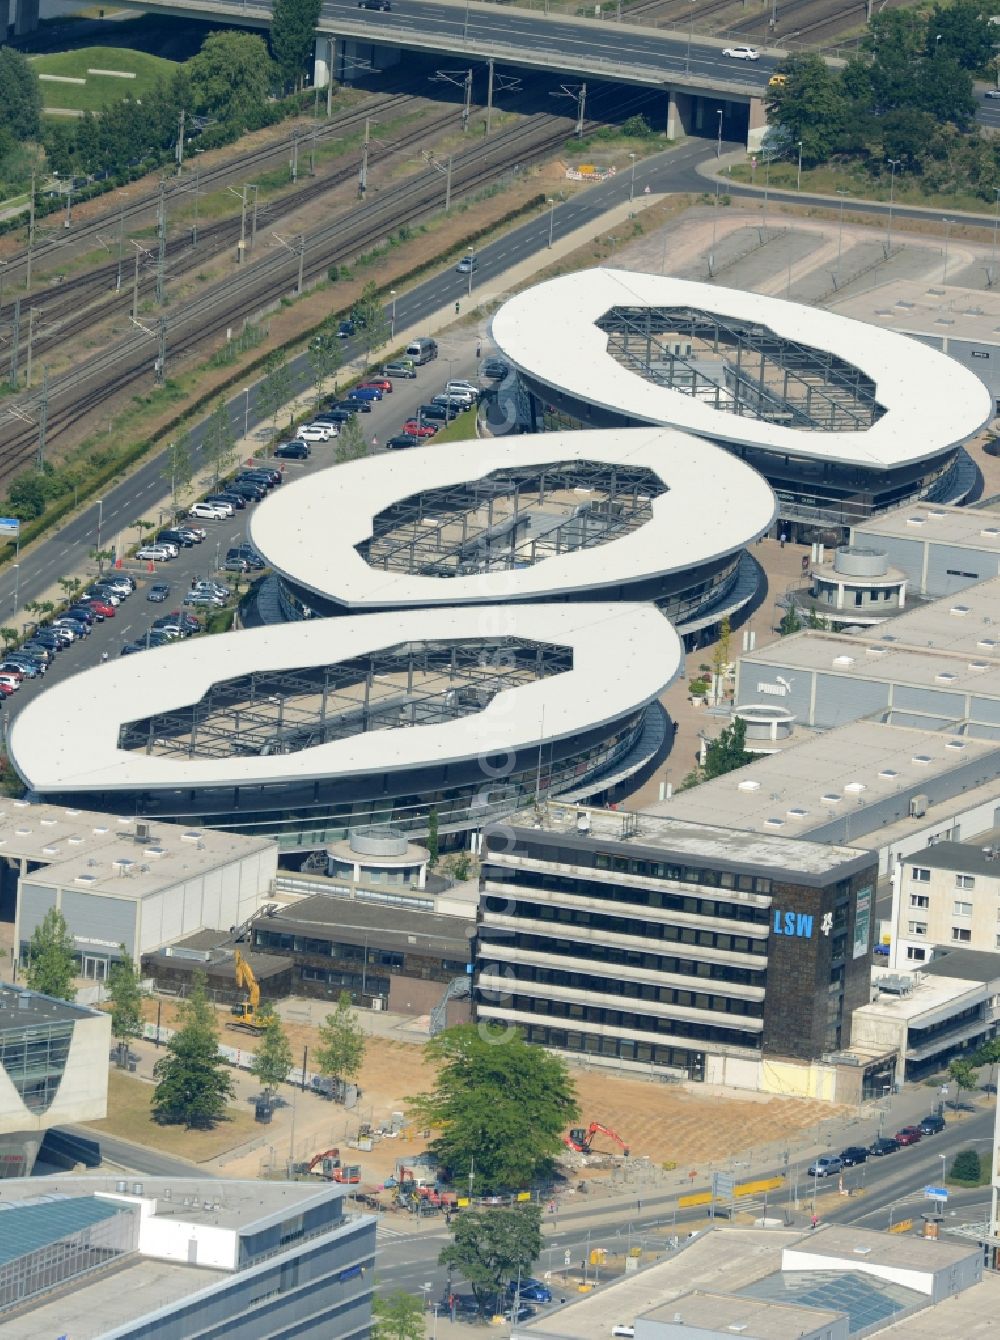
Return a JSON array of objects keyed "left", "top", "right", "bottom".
[
  {"left": 250, "top": 427, "right": 775, "bottom": 637},
  {"left": 9, "top": 604, "right": 681, "bottom": 850},
  {"left": 489, "top": 270, "right": 991, "bottom": 528}
]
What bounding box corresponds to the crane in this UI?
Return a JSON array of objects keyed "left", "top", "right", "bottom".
[
  {"left": 228, "top": 949, "right": 266, "bottom": 1034},
  {"left": 564, "top": 1122, "right": 630, "bottom": 1157}
]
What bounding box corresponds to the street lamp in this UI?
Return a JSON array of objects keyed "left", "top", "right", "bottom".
[
  {"left": 716, "top": 108, "right": 723, "bottom": 159},
  {"left": 12, "top": 564, "right": 19, "bottom": 615},
  {"left": 835, "top": 187, "right": 849, "bottom": 287},
  {"left": 796, "top": 140, "right": 803, "bottom": 192},
  {"left": 942, "top": 216, "right": 955, "bottom": 283},
  {"left": 628, "top": 152, "right": 636, "bottom": 203},
  {"left": 242, "top": 387, "right": 250, "bottom": 439},
  {"left": 886, "top": 158, "right": 901, "bottom": 257},
  {"left": 547, "top": 197, "right": 556, "bottom": 248},
  {"left": 390, "top": 289, "right": 397, "bottom": 338},
  {"left": 991, "top": 186, "right": 1000, "bottom": 282}
]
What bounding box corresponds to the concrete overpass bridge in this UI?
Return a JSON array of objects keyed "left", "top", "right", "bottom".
[{"left": 43, "top": 0, "right": 778, "bottom": 147}]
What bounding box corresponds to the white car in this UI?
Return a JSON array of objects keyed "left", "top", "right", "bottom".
[
  {"left": 189, "top": 502, "right": 228, "bottom": 520},
  {"left": 299, "top": 424, "right": 337, "bottom": 441},
  {"left": 446, "top": 380, "right": 479, "bottom": 398},
  {"left": 136, "top": 545, "right": 174, "bottom": 561},
  {"left": 723, "top": 45, "right": 758, "bottom": 59},
  {"left": 0, "top": 674, "right": 20, "bottom": 691}
]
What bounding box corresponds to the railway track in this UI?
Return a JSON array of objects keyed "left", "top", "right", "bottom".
[
  {"left": 0, "top": 92, "right": 419, "bottom": 300},
  {"left": 720, "top": 0, "right": 869, "bottom": 44},
  {"left": 6, "top": 104, "right": 458, "bottom": 367},
  {"left": 0, "top": 112, "right": 578, "bottom": 479}
]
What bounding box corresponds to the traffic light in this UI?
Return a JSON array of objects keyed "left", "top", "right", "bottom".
[{"left": 455, "top": 301, "right": 461, "bottom": 314}]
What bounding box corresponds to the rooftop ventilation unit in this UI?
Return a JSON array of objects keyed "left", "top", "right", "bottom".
[
  {"left": 910, "top": 794, "right": 929, "bottom": 818},
  {"left": 135, "top": 821, "right": 151, "bottom": 843}
]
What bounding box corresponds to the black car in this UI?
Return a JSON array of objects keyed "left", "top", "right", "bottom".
[
  {"left": 227, "top": 545, "right": 265, "bottom": 570},
  {"left": 66, "top": 605, "right": 97, "bottom": 625},
  {"left": 387, "top": 434, "right": 421, "bottom": 450},
  {"left": 337, "top": 319, "right": 355, "bottom": 338},
  {"left": 119, "top": 641, "right": 146, "bottom": 656},
  {"left": 334, "top": 397, "right": 370, "bottom": 414},
  {"left": 359, "top": 0, "right": 390, "bottom": 8},
  {"left": 420, "top": 402, "right": 458, "bottom": 422},
  {"left": 869, "top": 1136, "right": 900, "bottom": 1156},
  {"left": 227, "top": 482, "right": 267, "bottom": 501},
  {"left": 919, "top": 1113, "right": 946, "bottom": 1135},
  {"left": 242, "top": 467, "right": 281, "bottom": 485},
  {"left": 209, "top": 491, "right": 246, "bottom": 510},
  {"left": 275, "top": 443, "right": 310, "bottom": 460},
  {"left": 158, "top": 528, "right": 194, "bottom": 548},
  {"left": 839, "top": 1146, "right": 869, "bottom": 1166},
  {"left": 482, "top": 357, "right": 509, "bottom": 379}
]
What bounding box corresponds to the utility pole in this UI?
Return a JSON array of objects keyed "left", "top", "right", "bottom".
[
  {"left": 192, "top": 166, "right": 200, "bottom": 246},
  {"left": 8, "top": 298, "right": 20, "bottom": 389},
  {"left": 249, "top": 184, "right": 260, "bottom": 252},
  {"left": 309, "top": 127, "right": 316, "bottom": 176},
  {"left": 131, "top": 244, "right": 141, "bottom": 321},
  {"left": 463, "top": 67, "right": 472, "bottom": 132},
  {"left": 175, "top": 108, "right": 185, "bottom": 174},
  {"left": 359, "top": 118, "right": 370, "bottom": 198},
  {"left": 116, "top": 201, "right": 125, "bottom": 291},
  {"left": 156, "top": 317, "right": 166, "bottom": 383},
  {"left": 296, "top": 234, "right": 305, "bottom": 295},
  {"left": 25, "top": 307, "right": 37, "bottom": 389},
  {"left": 486, "top": 57, "right": 494, "bottom": 135},
  {"left": 327, "top": 37, "right": 335, "bottom": 117},
  {"left": 155, "top": 181, "right": 167, "bottom": 306},
  {"left": 239, "top": 184, "right": 248, "bottom": 263},
  {"left": 576, "top": 82, "right": 587, "bottom": 138},
  {"left": 37, "top": 365, "right": 48, "bottom": 470},
  {"left": 291, "top": 131, "right": 299, "bottom": 183},
  {"left": 445, "top": 155, "right": 453, "bottom": 212},
  {"left": 25, "top": 171, "right": 35, "bottom": 294}
]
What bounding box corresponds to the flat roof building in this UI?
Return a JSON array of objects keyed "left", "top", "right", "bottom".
[
  {"left": 478, "top": 804, "right": 886, "bottom": 1098},
  {"left": 852, "top": 502, "right": 1000, "bottom": 598},
  {"left": 888, "top": 840, "right": 1000, "bottom": 969},
  {"left": 0, "top": 1173, "right": 373, "bottom": 1338},
  {"left": 9, "top": 604, "right": 681, "bottom": 852},
  {"left": 490, "top": 270, "right": 989, "bottom": 533}
]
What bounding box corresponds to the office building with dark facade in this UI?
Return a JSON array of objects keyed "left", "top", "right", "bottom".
[{"left": 476, "top": 806, "right": 883, "bottom": 1095}]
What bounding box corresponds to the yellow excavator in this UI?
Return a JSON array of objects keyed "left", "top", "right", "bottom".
[{"left": 228, "top": 949, "right": 267, "bottom": 1034}]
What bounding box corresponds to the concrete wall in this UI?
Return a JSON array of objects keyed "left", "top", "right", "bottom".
[{"left": 0, "top": 1007, "right": 110, "bottom": 1138}]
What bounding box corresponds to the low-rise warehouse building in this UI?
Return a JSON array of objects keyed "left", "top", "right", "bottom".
[{"left": 851, "top": 501, "right": 1000, "bottom": 599}]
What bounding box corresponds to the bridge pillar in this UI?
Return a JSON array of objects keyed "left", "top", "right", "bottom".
[
  {"left": 666, "top": 90, "right": 692, "bottom": 141},
  {"left": 314, "top": 34, "right": 333, "bottom": 88},
  {"left": 747, "top": 95, "right": 768, "bottom": 152},
  {"left": 14, "top": 0, "right": 39, "bottom": 36}
]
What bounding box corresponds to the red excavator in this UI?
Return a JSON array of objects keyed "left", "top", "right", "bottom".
[{"left": 564, "top": 1122, "right": 630, "bottom": 1157}]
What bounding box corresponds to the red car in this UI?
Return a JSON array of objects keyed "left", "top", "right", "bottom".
[
  {"left": 0, "top": 680, "right": 17, "bottom": 697},
  {"left": 402, "top": 420, "right": 437, "bottom": 438},
  {"left": 895, "top": 1126, "right": 923, "bottom": 1146},
  {"left": 83, "top": 597, "right": 116, "bottom": 618},
  {"left": 360, "top": 377, "right": 392, "bottom": 393}
]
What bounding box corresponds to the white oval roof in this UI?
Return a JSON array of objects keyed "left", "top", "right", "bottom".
[
  {"left": 489, "top": 269, "right": 992, "bottom": 471},
  {"left": 250, "top": 427, "right": 776, "bottom": 609},
  {"left": 9, "top": 604, "right": 681, "bottom": 794}
]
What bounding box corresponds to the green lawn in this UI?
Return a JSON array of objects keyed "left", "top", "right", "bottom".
[
  {"left": 31, "top": 46, "right": 178, "bottom": 113},
  {"left": 430, "top": 407, "right": 479, "bottom": 444}
]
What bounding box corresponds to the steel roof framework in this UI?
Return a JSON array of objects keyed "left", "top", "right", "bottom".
[
  {"left": 118, "top": 637, "right": 572, "bottom": 761},
  {"left": 596, "top": 306, "right": 885, "bottom": 434},
  {"left": 357, "top": 460, "right": 666, "bottom": 577}
]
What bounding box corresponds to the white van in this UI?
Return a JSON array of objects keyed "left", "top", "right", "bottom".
[{"left": 405, "top": 337, "right": 438, "bottom": 365}]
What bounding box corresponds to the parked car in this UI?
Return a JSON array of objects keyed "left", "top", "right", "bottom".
[
  {"left": 52, "top": 617, "right": 90, "bottom": 638},
  {"left": 383, "top": 361, "right": 417, "bottom": 379},
  {"left": 482, "top": 357, "right": 509, "bottom": 379},
  {"left": 274, "top": 442, "right": 310, "bottom": 460},
  {"left": 919, "top": 1113, "right": 946, "bottom": 1135},
  {"left": 334, "top": 397, "right": 370, "bottom": 413},
  {"left": 184, "top": 590, "right": 226, "bottom": 607},
  {"left": 807, "top": 1155, "right": 843, "bottom": 1178},
  {"left": 207, "top": 493, "right": 243, "bottom": 512},
  {"left": 509, "top": 1279, "right": 552, "bottom": 1303},
  {"left": 722, "top": 44, "right": 758, "bottom": 58},
  {"left": 65, "top": 606, "right": 97, "bottom": 625},
  {"left": 337, "top": 319, "right": 355, "bottom": 338},
  {"left": 224, "top": 557, "right": 249, "bottom": 572},
  {"left": 387, "top": 434, "right": 421, "bottom": 450},
  {"left": 189, "top": 502, "right": 228, "bottom": 520},
  {"left": 839, "top": 1146, "right": 869, "bottom": 1167},
  {"left": 446, "top": 379, "right": 479, "bottom": 399},
  {"left": 360, "top": 376, "right": 392, "bottom": 393},
  {"left": 227, "top": 545, "right": 265, "bottom": 570},
  {"left": 147, "top": 583, "right": 171, "bottom": 602},
  {"left": 894, "top": 1126, "right": 923, "bottom": 1146},
  {"left": 81, "top": 598, "right": 115, "bottom": 618},
  {"left": 402, "top": 420, "right": 438, "bottom": 438},
  {"left": 158, "top": 528, "right": 194, "bottom": 548},
  {"left": 242, "top": 466, "right": 281, "bottom": 485},
  {"left": 119, "top": 642, "right": 146, "bottom": 656},
  {"left": 869, "top": 1136, "right": 900, "bottom": 1156},
  {"left": 298, "top": 424, "right": 336, "bottom": 441},
  {"left": 84, "top": 585, "right": 121, "bottom": 604},
  {"left": 986, "top": 89, "right": 1000, "bottom": 100},
  {"left": 137, "top": 545, "right": 174, "bottom": 562},
  {"left": 0, "top": 659, "right": 37, "bottom": 678},
  {"left": 348, "top": 386, "right": 383, "bottom": 403},
  {"left": 421, "top": 402, "right": 457, "bottom": 421},
  {"left": 97, "top": 575, "right": 135, "bottom": 596},
  {"left": 313, "top": 410, "right": 354, "bottom": 425},
  {"left": 20, "top": 642, "right": 54, "bottom": 662}
]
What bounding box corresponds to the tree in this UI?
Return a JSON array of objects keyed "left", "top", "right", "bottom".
[
  {"left": 188, "top": 31, "right": 275, "bottom": 126},
  {"left": 334, "top": 415, "right": 367, "bottom": 463},
  {"left": 409, "top": 1024, "right": 578, "bottom": 1193},
  {"left": 107, "top": 946, "right": 143, "bottom": 1066},
  {"left": 779, "top": 607, "right": 802, "bottom": 636},
  {"left": 250, "top": 1007, "right": 293, "bottom": 1100},
  {"left": 206, "top": 399, "right": 237, "bottom": 484},
  {"left": 256, "top": 354, "right": 292, "bottom": 432},
  {"left": 926, "top": 0, "right": 996, "bottom": 72},
  {"left": 270, "top": 0, "right": 323, "bottom": 91},
  {"left": 950, "top": 1147, "right": 985, "bottom": 1184},
  {"left": 767, "top": 53, "right": 846, "bottom": 166},
  {"left": 702, "top": 716, "right": 752, "bottom": 782},
  {"left": 25, "top": 907, "right": 76, "bottom": 1001},
  {"left": 152, "top": 974, "right": 235, "bottom": 1128},
  {"left": 0, "top": 48, "right": 42, "bottom": 142},
  {"left": 315, "top": 991, "right": 366, "bottom": 1096},
  {"left": 8, "top": 473, "right": 46, "bottom": 520},
  {"left": 439, "top": 1203, "right": 543, "bottom": 1312},
  {"left": 352, "top": 281, "right": 391, "bottom": 364},
  {"left": 164, "top": 437, "right": 193, "bottom": 510},
  {"left": 307, "top": 328, "right": 342, "bottom": 403},
  {"left": 427, "top": 806, "right": 439, "bottom": 866},
  {"left": 372, "top": 1290, "right": 426, "bottom": 1340},
  {"left": 948, "top": 1056, "right": 979, "bottom": 1100}
]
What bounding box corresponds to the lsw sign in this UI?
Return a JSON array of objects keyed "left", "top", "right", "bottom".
[{"left": 773, "top": 910, "right": 833, "bottom": 939}]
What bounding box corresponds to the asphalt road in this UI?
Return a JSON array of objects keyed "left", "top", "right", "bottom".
[{"left": 63, "top": 1125, "right": 212, "bottom": 1178}]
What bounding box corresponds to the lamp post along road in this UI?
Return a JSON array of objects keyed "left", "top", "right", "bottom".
[{"left": 886, "top": 158, "right": 901, "bottom": 257}]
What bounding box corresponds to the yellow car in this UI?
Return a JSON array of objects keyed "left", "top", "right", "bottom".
[{"left": 768, "top": 73, "right": 788, "bottom": 89}]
